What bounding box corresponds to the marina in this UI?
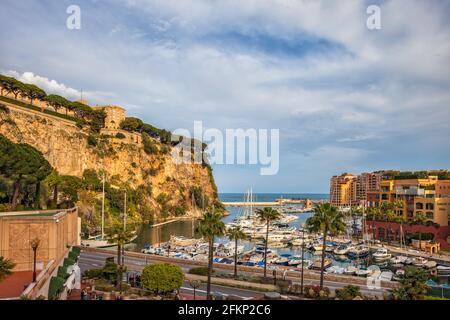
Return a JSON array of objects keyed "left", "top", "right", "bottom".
[{"left": 132, "top": 192, "right": 450, "bottom": 285}]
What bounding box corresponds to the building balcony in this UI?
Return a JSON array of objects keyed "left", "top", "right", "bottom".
[{"left": 395, "top": 187, "right": 425, "bottom": 196}]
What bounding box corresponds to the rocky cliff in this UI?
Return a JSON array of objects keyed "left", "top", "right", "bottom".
[{"left": 0, "top": 101, "right": 219, "bottom": 223}]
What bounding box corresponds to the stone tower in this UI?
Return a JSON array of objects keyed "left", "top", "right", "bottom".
[{"left": 93, "top": 105, "right": 126, "bottom": 129}]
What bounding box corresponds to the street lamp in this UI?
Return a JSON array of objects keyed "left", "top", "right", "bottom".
[
  {"left": 30, "top": 238, "right": 40, "bottom": 282},
  {"left": 300, "top": 228, "right": 305, "bottom": 296},
  {"left": 188, "top": 280, "right": 200, "bottom": 300}
]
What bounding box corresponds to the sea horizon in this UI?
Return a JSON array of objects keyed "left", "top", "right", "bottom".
[{"left": 219, "top": 192, "right": 329, "bottom": 202}]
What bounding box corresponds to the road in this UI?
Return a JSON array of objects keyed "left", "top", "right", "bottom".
[
  {"left": 79, "top": 251, "right": 265, "bottom": 299},
  {"left": 78, "top": 250, "right": 388, "bottom": 298}
]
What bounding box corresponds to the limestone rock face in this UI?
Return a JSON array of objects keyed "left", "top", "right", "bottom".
[{"left": 0, "top": 103, "right": 217, "bottom": 219}]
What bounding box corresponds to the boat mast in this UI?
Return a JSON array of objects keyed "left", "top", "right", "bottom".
[
  {"left": 101, "top": 172, "right": 105, "bottom": 240},
  {"left": 191, "top": 192, "right": 196, "bottom": 237}
]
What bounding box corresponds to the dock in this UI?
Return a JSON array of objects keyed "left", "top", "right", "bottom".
[
  {"left": 222, "top": 201, "right": 281, "bottom": 207},
  {"left": 222, "top": 198, "right": 324, "bottom": 207}
]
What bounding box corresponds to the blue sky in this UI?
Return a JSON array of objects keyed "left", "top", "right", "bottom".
[{"left": 1, "top": 0, "right": 449, "bottom": 193}]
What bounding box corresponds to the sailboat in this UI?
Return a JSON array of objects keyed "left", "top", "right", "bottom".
[{"left": 81, "top": 178, "right": 137, "bottom": 248}]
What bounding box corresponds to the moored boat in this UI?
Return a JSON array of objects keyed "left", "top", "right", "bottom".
[
  {"left": 347, "top": 245, "right": 370, "bottom": 259},
  {"left": 333, "top": 245, "right": 350, "bottom": 255},
  {"left": 372, "top": 248, "right": 391, "bottom": 261},
  {"left": 310, "top": 259, "right": 332, "bottom": 270}
]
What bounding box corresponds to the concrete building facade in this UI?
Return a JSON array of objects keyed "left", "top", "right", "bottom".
[{"left": 0, "top": 208, "right": 80, "bottom": 272}]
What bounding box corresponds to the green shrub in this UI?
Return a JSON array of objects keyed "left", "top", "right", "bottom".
[
  {"left": 141, "top": 263, "right": 184, "bottom": 294},
  {"left": 115, "top": 132, "right": 126, "bottom": 139},
  {"left": 188, "top": 267, "right": 210, "bottom": 276},
  {"left": 336, "top": 285, "right": 361, "bottom": 300},
  {"left": 142, "top": 133, "right": 158, "bottom": 155},
  {"left": 87, "top": 134, "right": 98, "bottom": 147},
  {"left": 0, "top": 104, "right": 9, "bottom": 113}
]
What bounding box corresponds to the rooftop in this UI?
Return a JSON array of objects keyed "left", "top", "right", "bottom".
[{"left": 0, "top": 271, "right": 37, "bottom": 299}]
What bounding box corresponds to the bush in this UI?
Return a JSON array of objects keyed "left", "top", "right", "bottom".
[
  {"left": 188, "top": 267, "right": 210, "bottom": 276},
  {"left": 0, "top": 104, "right": 9, "bottom": 113},
  {"left": 115, "top": 132, "right": 126, "bottom": 139},
  {"left": 87, "top": 134, "right": 97, "bottom": 147},
  {"left": 141, "top": 263, "right": 184, "bottom": 294},
  {"left": 304, "top": 285, "right": 321, "bottom": 299},
  {"left": 142, "top": 133, "right": 158, "bottom": 155},
  {"left": 336, "top": 285, "right": 361, "bottom": 300}
]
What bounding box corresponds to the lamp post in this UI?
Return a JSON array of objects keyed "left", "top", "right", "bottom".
[
  {"left": 189, "top": 280, "right": 200, "bottom": 300},
  {"left": 30, "top": 238, "right": 40, "bottom": 282},
  {"left": 300, "top": 229, "right": 305, "bottom": 296}
]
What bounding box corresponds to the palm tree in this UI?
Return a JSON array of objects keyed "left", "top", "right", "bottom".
[
  {"left": 0, "top": 256, "right": 16, "bottom": 282},
  {"left": 106, "top": 224, "right": 134, "bottom": 292},
  {"left": 196, "top": 211, "right": 226, "bottom": 300},
  {"left": 256, "top": 207, "right": 281, "bottom": 279},
  {"left": 305, "top": 203, "right": 346, "bottom": 289},
  {"left": 414, "top": 212, "right": 427, "bottom": 249},
  {"left": 227, "top": 226, "right": 247, "bottom": 279}
]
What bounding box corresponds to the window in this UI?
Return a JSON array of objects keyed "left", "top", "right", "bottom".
[
  {"left": 416, "top": 203, "right": 423, "bottom": 210},
  {"left": 425, "top": 203, "right": 434, "bottom": 210},
  {"left": 426, "top": 212, "right": 434, "bottom": 219}
]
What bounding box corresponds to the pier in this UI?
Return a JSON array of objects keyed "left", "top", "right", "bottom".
[
  {"left": 222, "top": 198, "right": 324, "bottom": 207},
  {"left": 222, "top": 201, "right": 281, "bottom": 207}
]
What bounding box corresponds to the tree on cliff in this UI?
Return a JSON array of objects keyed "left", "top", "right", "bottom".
[
  {"left": 0, "top": 135, "right": 52, "bottom": 209},
  {"left": 44, "top": 94, "right": 71, "bottom": 115},
  {"left": 1, "top": 76, "right": 24, "bottom": 100},
  {"left": 21, "top": 84, "right": 46, "bottom": 107},
  {"left": 120, "top": 117, "right": 144, "bottom": 132}
]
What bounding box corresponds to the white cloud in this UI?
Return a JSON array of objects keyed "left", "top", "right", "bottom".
[{"left": 3, "top": 70, "right": 81, "bottom": 100}]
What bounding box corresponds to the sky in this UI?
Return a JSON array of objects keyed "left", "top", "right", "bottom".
[{"left": 1, "top": 0, "right": 449, "bottom": 193}]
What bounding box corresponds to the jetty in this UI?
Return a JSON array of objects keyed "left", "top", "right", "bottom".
[
  {"left": 222, "top": 198, "right": 323, "bottom": 207},
  {"left": 222, "top": 201, "right": 280, "bottom": 207}
]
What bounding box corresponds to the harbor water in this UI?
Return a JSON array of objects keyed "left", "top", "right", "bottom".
[{"left": 130, "top": 193, "right": 381, "bottom": 269}]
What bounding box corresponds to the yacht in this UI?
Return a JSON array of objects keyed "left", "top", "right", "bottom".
[
  {"left": 326, "top": 265, "right": 345, "bottom": 274},
  {"left": 355, "top": 268, "right": 371, "bottom": 277},
  {"left": 274, "top": 257, "right": 290, "bottom": 266},
  {"left": 333, "top": 245, "right": 350, "bottom": 255},
  {"left": 291, "top": 237, "right": 310, "bottom": 246},
  {"left": 344, "top": 265, "right": 358, "bottom": 275},
  {"left": 390, "top": 255, "right": 408, "bottom": 264},
  {"left": 372, "top": 248, "right": 391, "bottom": 261},
  {"left": 436, "top": 265, "right": 450, "bottom": 276},
  {"left": 412, "top": 257, "right": 428, "bottom": 267},
  {"left": 347, "top": 245, "right": 370, "bottom": 259},
  {"left": 310, "top": 259, "right": 332, "bottom": 270}
]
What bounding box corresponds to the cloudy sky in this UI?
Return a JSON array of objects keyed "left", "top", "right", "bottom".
[{"left": 1, "top": 0, "right": 449, "bottom": 193}]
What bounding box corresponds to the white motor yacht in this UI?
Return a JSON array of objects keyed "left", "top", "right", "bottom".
[{"left": 372, "top": 248, "right": 391, "bottom": 261}]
